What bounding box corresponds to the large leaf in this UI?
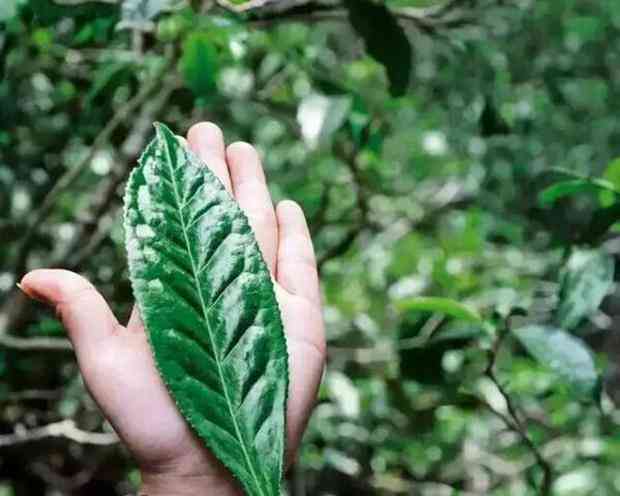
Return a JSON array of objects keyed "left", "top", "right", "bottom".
[
  {"left": 343, "top": 0, "right": 412, "bottom": 97},
  {"left": 396, "top": 296, "right": 482, "bottom": 322},
  {"left": 513, "top": 325, "right": 600, "bottom": 401},
  {"left": 555, "top": 248, "right": 614, "bottom": 330},
  {"left": 124, "top": 123, "right": 288, "bottom": 496}
]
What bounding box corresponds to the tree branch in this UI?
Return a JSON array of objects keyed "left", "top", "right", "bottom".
[
  {"left": 316, "top": 140, "right": 373, "bottom": 270},
  {"left": 484, "top": 329, "right": 553, "bottom": 495},
  {"left": 215, "top": 0, "right": 482, "bottom": 32},
  {"left": 1, "top": 71, "right": 178, "bottom": 340},
  {"left": 65, "top": 74, "right": 179, "bottom": 270},
  {"left": 0, "top": 333, "right": 72, "bottom": 351},
  {"left": 2, "top": 389, "right": 63, "bottom": 402},
  {"left": 53, "top": 0, "right": 117, "bottom": 3},
  {"left": 215, "top": 0, "right": 283, "bottom": 12},
  {"left": 317, "top": 227, "right": 361, "bottom": 271},
  {"left": 11, "top": 58, "right": 172, "bottom": 277},
  {"left": 0, "top": 420, "right": 118, "bottom": 447}
]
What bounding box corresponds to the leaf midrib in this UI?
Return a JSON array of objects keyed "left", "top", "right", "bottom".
[{"left": 161, "top": 135, "right": 268, "bottom": 496}]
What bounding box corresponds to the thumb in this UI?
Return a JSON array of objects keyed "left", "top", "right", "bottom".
[{"left": 19, "top": 269, "right": 119, "bottom": 358}]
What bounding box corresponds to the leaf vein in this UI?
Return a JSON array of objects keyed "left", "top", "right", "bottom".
[{"left": 161, "top": 129, "right": 268, "bottom": 496}]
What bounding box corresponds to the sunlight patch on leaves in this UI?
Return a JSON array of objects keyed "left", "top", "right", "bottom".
[
  {"left": 513, "top": 325, "right": 600, "bottom": 402},
  {"left": 555, "top": 248, "right": 614, "bottom": 331},
  {"left": 297, "top": 94, "right": 352, "bottom": 149}
]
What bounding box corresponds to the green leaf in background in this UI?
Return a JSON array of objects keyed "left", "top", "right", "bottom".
[
  {"left": 513, "top": 325, "right": 600, "bottom": 401},
  {"left": 538, "top": 178, "right": 618, "bottom": 206},
  {"left": 124, "top": 123, "right": 288, "bottom": 496},
  {"left": 600, "top": 157, "right": 620, "bottom": 207},
  {"left": 0, "top": 0, "right": 18, "bottom": 21},
  {"left": 51, "top": 0, "right": 117, "bottom": 3},
  {"left": 31, "top": 0, "right": 117, "bottom": 25},
  {"left": 343, "top": 0, "right": 412, "bottom": 97},
  {"left": 296, "top": 93, "right": 352, "bottom": 149},
  {"left": 429, "top": 323, "right": 487, "bottom": 344},
  {"left": 555, "top": 248, "right": 614, "bottom": 331},
  {"left": 180, "top": 32, "right": 219, "bottom": 99},
  {"left": 348, "top": 95, "right": 371, "bottom": 147},
  {"left": 396, "top": 297, "right": 482, "bottom": 322},
  {"left": 564, "top": 15, "right": 604, "bottom": 44}
]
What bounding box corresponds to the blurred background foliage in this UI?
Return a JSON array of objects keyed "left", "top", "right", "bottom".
[{"left": 2, "top": 0, "right": 620, "bottom": 494}]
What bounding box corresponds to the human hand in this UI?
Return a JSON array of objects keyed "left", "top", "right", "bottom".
[{"left": 19, "top": 122, "right": 326, "bottom": 495}]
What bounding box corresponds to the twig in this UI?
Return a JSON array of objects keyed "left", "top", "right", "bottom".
[
  {"left": 0, "top": 420, "right": 118, "bottom": 447},
  {"left": 1, "top": 70, "right": 178, "bottom": 339},
  {"left": 0, "top": 334, "right": 72, "bottom": 351},
  {"left": 52, "top": 0, "right": 117, "bottom": 3},
  {"left": 484, "top": 329, "right": 553, "bottom": 495},
  {"left": 317, "top": 227, "right": 361, "bottom": 271},
  {"left": 217, "top": 0, "right": 481, "bottom": 32},
  {"left": 65, "top": 74, "right": 179, "bottom": 270},
  {"left": 328, "top": 341, "right": 391, "bottom": 363},
  {"left": 215, "top": 0, "right": 281, "bottom": 12},
  {"left": 67, "top": 210, "right": 119, "bottom": 271},
  {"left": 11, "top": 59, "right": 171, "bottom": 276},
  {"left": 336, "top": 142, "right": 369, "bottom": 218},
  {"left": 316, "top": 140, "right": 373, "bottom": 270},
  {"left": 309, "top": 184, "right": 332, "bottom": 235},
  {"left": 328, "top": 316, "right": 445, "bottom": 363}
]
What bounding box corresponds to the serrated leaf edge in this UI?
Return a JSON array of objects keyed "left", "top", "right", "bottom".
[{"left": 123, "top": 123, "right": 289, "bottom": 496}]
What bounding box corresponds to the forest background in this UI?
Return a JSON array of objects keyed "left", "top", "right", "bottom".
[{"left": 2, "top": 0, "right": 620, "bottom": 494}]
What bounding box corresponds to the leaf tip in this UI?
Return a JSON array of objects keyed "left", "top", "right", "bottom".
[
  {"left": 153, "top": 121, "right": 173, "bottom": 141},
  {"left": 153, "top": 120, "right": 163, "bottom": 134}
]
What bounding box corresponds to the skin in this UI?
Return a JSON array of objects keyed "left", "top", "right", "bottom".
[{"left": 19, "top": 122, "right": 326, "bottom": 496}]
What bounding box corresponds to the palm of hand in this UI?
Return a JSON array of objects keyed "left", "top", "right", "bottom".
[{"left": 20, "top": 123, "right": 326, "bottom": 494}]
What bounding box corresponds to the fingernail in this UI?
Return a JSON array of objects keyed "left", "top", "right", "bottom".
[{"left": 16, "top": 282, "right": 48, "bottom": 304}]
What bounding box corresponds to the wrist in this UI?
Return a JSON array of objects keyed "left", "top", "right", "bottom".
[{"left": 140, "top": 472, "right": 242, "bottom": 496}]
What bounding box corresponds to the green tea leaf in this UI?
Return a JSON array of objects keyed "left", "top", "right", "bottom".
[
  {"left": 124, "top": 123, "right": 288, "bottom": 496},
  {"left": 603, "top": 157, "right": 620, "bottom": 187},
  {"left": 555, "top": 248, "right": 614, "bottom": 330},
  {"left": 343, "top": 0, "right": 412, "bottom": 97},
  {"left": 513, "top": 325, "right": 600, "bottom": 401},
  {"left": 180, "top": 32, "right": 219, "bottom": 98},
  {"left": 600, "top": 157, "right": 620, "bottom": 207},
  {"left": 396, "top": 297, "right": 481, "bottom": 322},
  {"left": 538, "top": 178, "right": 618, "bottom": 206}
]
